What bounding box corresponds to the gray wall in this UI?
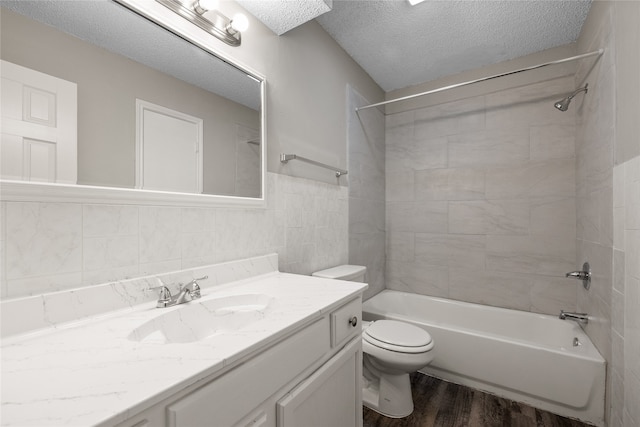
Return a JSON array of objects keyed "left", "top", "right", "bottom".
[{"left": 1, "top": 8, "right": 259, "bottom": 195}]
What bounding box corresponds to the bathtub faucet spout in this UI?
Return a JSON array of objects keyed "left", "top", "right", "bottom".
[{"left": 559, "top": 310, "right": 589, "bottom": 325}]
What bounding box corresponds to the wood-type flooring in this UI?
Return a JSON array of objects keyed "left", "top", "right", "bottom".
[{"left": 363, "top": 374, "right": 592, "bottom": 427}]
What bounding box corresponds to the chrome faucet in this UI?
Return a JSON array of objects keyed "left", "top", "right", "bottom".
[
  {"left": 565, "top": 262, "right": 591, "bottom": 289},
  {"left": 559, "top": 310, "right": 589, "bottom": 325},
  {"left": 151, "top": 276, "right": 208, "bottom": 308}
]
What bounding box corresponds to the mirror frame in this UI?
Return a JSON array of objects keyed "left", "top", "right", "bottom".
[{"left": 0, "top": 0, "right": 267, "bottom": 208}]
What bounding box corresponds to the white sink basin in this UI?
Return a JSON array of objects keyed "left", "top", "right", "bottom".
[{"left": 128, "top": 294, "right": 273, "bottom": 344}]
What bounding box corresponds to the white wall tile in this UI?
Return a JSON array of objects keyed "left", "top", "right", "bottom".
[
  {"left": 414, "top": 96, "right": 485, "bottom": 140},
  {"left": 139, "top": 206, "right": 181, "bottom": 264},
  {"left": 387, "top": 201, "right": 448, "bottom": 233},
  {"left": 449, "top": 199, "right": 529, "bottom": 235},
  {"left": 83, "top": 205, "right": 138, "bottom": 237},
  {"left": 386, "top": 260, "right": 449, "bottom": 298},
  {"left": 387, "top": 136, "right": 447, "bottom": 173},
  {"left": 2, "top": 173, "right": 349, "bottom": 299},
  {"left": 415, "top": 168, "right": 485, "bottom": 201},
  {"left": 486, "top": 160, "right": 575, "bottom": 199},
  {"left": 448, "top": 128, "right": 530, "bottom": 168},
  {"left": 5, "top": 203, "right": 82, "bottom": 280},
  {"left": 486, "top": 235, "right": 575, "bottom": 276},
  {"left": 530, "top": 125, "right": 576, "bottom": 161},
  {"left": 415, "top": 233, "right": 485, "bottom": 269},
  {"left": 449, "top": 268, "right": 533, "bottom": 311}
]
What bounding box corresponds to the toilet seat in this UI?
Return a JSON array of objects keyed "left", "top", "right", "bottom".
[{"left": 363, "top": 320, "right": 433, "bottom": 354}]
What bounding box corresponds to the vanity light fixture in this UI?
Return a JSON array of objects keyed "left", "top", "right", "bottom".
[{"left": 156, "top": 0, "right": 249, "bottom": 46}]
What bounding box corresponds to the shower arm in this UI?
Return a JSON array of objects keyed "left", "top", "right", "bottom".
[{"left": 566, "top": 85, "right": 588, "bottom": 101}]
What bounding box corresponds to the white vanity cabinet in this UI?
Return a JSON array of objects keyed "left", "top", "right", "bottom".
[{"left": 115, "top": 297, "right": 363, "bottom": 427}]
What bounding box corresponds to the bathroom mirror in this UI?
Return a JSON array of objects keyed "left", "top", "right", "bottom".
[{"left": 0, "top": 0, "right": 264, "bottom": 200}]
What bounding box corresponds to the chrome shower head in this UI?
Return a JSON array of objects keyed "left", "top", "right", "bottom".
[{"left": 554, "top": 83, "right": 588, "bottom": 112}]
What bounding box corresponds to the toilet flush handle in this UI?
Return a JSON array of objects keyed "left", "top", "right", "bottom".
[{"left": 349, "top": 316, "right": 358, "bottom": 327}]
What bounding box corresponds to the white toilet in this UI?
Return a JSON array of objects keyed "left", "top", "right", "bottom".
[{"left": 312, "top": 265, "right": 435, "bottom": 418}]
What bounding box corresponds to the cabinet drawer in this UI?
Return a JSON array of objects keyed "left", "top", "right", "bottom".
[
  {"left": 167, "top": 317, "right": 329, "bottom": 427},
  {"left": 331, "top": 298, "right": 361, "bottom": 348}
]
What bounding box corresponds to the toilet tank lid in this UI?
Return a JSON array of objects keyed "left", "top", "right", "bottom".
[{"left": 312, "top": 265, "right": 366, "bottom": 280}]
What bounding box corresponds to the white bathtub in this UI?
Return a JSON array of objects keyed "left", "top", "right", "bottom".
[{"left": 363, "top": 290, "right": 605, "bottom": 426}]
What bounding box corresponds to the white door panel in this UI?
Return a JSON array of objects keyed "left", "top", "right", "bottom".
[
  {"left": 0, "top": 60, "right": 77, "bottom": 183},
  {"left": 136, "top": 99, "right": 203, "bottom": 193}
]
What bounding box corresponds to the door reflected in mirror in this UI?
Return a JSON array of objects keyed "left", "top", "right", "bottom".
[{"left": 0, "top": 0, "right": 263, "bottom": 198}]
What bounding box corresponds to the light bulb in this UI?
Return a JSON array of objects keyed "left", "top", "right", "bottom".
[
  {"left": 230, "top": 13, "right": 249, "bottom": 32},
  {"left": 198, "top": 0, "right": 218, "bottom": 11}
]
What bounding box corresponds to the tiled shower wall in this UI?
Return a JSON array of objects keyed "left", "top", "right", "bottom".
[
  {"left": 385, "top": 75, "right": 578, "bottom": 315},
  {"left": 0, "top": 172, "right": 348, "bottom": 299}
]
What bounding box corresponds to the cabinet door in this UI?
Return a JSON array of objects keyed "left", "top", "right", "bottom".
[{"left": 276, "top": 337, "right": 362, "bottom": 427}]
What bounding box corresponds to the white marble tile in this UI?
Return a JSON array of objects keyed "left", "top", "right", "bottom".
[
  {"left": 414, "top": 96, "right": 485, "bottom": 140},
  {"left": 385, "top": 110, "right": 415, "bottom": 146},
  {"left": 1, "top": 295, "right": 48, "bottom": 337},
  {"left": 386, "top": 231, "right": 415, "bottom": 262},
  {"left": 386, "top": 169, "right": 415, "bottom": 202},
  {"left": 386, "top": 136, "right": 447, "bottom": 173},
  {"left": 449, "top": 199, "right": 529, "bottom": 235},
  {"left": 530, "top": 124, "right": 576, "bottom": 161},
  {"left": 613, "top": 249, "right": 625, "bottom": 293},
  {"left": 486, "top": 235, "right": 575, "bottom": 276},
  {"left": 349, "top": 198, "right": 384, "bottom": 235},
  {"left": 138, "top": 260, "right": 183, "bottom": 277},
  {"left": 613, "top": 162, "right": 625, "bottom": 208},
  {"left": 614, "top": 206, "right": 625, "bottom": 250},
  {"left": 623, "top": 369, "right": 640, "bottom": 427},
  {"left": 530, "top": 196, "right": 576, "bottom": 240},
  {"left": 82, "top": 265, "right": 141, "bottom": 287},
  {"left": 386, "top": 200, "right": 448, "bottom": 233},
  {"left": 386, "top": 260, "right": 449, "bottom": 298},
  {"left": 284, "top": 193, "right": 304, "bottom": 228},
  {"left": 415, "top": 233, "right": 485, "bottom": 269},
  {"left": 6, "top": 272, "right": 83, "bottom": 298},
  {"left": 625, "top": 158, "right": 640, "bottom": 231},
  {"left": 448, "top": 128, "right": 530, "bottom": 168},
  {"left": 485, "top": 159, "right": 575, "bottom": 199},
  {"left": 449, "top": 268, "right": 532, "bottom": 311},
  {"left": 530, "top": 276, "right": 577, "bottom": 315},
  {"left": 415, "top": 168, "right": 485, "bottom": 201},
  {"left": 610, "top": 368, "right": 625, "bottom": 427},
  {"left": 612, "top": 288, "right": 625, "bottom": 335},
  {"left": 138, "top": 206, "right": 181, "bottom": 264},
  {"left": 5, "top": 202, "right": 83, "bottom": 280},
  {"left": 626, "top": 230, "right": 640, "bottom": 280},
  {"left": 485, "top": 76, "right": 576, "bottom": 130},
  {"left": 181, "top": 207, "right": 215, "bottom": 233},
  {"left": 83, "top": 236, "right": 138, "bottom": 272},
  {"left": 83, "top": 205, "right": 138, "bottom": 237}
]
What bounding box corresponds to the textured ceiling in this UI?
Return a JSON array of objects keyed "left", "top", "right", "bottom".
[
  {"left": 236, "top": 0, "right": 333, "bottom": 35},
  {"left": 315, "top": 0, "right": 592, "bottom": 92}
]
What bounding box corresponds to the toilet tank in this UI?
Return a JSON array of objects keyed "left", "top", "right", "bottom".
[{"left": 312, "top": 265, "right": 366, "bottom": 282}]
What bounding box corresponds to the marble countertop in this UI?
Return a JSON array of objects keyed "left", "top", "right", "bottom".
[{"left": 1, "top": 272, "right": 366, "bottom": 427}]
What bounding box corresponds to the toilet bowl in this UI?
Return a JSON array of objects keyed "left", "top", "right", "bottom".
[{"left": 312, "top": 265, "right": 435, "bottom": 418}]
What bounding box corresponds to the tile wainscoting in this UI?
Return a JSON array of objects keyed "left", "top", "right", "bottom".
[{"left": 0, "top": 172, "right": 348, "bottom": 298}]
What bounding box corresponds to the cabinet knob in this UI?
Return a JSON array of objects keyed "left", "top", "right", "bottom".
[{"left": 349, "top": 316, "right": 358, "bottom": 327}]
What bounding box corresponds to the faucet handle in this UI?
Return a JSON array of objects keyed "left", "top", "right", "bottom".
[
  {"left": 180, "top": 276, "right": 207, "bottom": 298},
  {"left": 149, "top": 278, "right": 173, "bottom": 307}
]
